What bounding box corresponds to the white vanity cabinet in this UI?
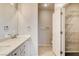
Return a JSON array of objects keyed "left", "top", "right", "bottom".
[
  {"left": 23, "top": 37, "right": 32, "bottom": 56},
  {"left": 8, "top": 37, "right": 32, "bottom": 56},
  {"left": 24, "top": 38, "right": 32, "bottom": 56},
  {"left": 10, "top": 48, "right": 20, "bottom": 56},
  {"left": 19, "top": 43, "right": 26, "bottom": 56}
]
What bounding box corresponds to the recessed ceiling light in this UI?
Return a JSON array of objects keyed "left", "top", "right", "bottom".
[{"left": 44, "top": 4, "right": 48, "bottom": 7}]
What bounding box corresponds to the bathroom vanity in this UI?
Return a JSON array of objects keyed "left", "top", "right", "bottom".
[
  {"left": 0, "top": 35, "right": 31, "bottom": 56},
  {"left": 0, "top": 3, "right": 38, "bottom": 56}
]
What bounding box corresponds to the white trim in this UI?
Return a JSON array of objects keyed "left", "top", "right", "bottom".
[{"left": 61, "top": 7, "right": 65, "bottom": 56}]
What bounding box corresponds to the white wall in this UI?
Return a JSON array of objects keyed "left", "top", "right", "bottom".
[
  {"left": 18, "top": 3, "right": 38, "bottom": 56},
  {"left": 38, "top": 10, "right": 52, "bottom": 46},
  {"left": 0, "top": 4, "right": 17, "bottom": 39},
  {"left": 31, "top": 4, "right": 38, "bottom": 55},
  {"left": 18, "top": 4, "right": 32, "bottom": 35}
]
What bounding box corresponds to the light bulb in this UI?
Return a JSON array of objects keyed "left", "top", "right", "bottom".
[{"left": 44, "top": 4, "right": 48, "bottom": 7}]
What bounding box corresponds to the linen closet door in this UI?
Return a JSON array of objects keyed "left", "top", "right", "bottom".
[{"left": 64, "top": 4, "right": 79, "bottom": 56}]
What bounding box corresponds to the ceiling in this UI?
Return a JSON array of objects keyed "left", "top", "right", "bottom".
[{"left": 38, "top": 3, "right": 54, "bottom": 12}]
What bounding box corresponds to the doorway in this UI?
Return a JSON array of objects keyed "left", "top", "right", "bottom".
[{"left": 38, "top": 3, "right": 54, "bottom": 56}]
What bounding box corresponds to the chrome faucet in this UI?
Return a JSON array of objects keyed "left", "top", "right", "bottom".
[{"left": 8, "top": 34, "right": 17, "bottom": 39}]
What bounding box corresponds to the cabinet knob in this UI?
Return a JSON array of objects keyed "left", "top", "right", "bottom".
[{"left": 14, "top": 53, "right": 17, "bottom": 55}]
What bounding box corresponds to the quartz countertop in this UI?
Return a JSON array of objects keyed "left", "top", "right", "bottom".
[{"left": 0, "top": 35, "right": 31, "bottom": 56}]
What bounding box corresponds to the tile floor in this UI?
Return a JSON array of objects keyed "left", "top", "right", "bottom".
[{"left": 38, "top": 46, "right": 55, "bottom": 56}]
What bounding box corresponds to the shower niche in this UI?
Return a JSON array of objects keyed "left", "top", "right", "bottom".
[{"left": 64, "top": 4, "right": 79, "bottom": 56}]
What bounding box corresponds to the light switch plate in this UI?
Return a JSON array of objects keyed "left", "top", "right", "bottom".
[{"left": 4, "top": 26, "right": 9, "bottom": 30}]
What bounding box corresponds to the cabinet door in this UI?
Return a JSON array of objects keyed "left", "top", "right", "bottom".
[
  {"left": 24, "top": 38, "right": 32, "bottom": 56},
  {"left": 11, "top": 48, "right": 20, "bottom": 56},
  {"left": 24, "top": 41, "right": 29, "bottom": 56},
  {"left": 8, "top": 38, "right": 32, "bottom": 56},
  {"left": 19, "top": 43, "right": 26, "bottom": 56}
]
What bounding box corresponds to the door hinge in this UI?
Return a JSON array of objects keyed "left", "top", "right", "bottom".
[
  {"left": 60, "top": 51, "right": 63, "bottom": 54},
  {"left": 61, "top": 12, "right": 63, "bottom": 15},
  {"left": 60, "top": 31, "right": 63, "bottom": 34}
]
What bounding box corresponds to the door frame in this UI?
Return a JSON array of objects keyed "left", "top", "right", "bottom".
[
  {"left": 61, "top": 7, "right": 65, "bottom": 56},
  {"left": 61, "top": 3, "right": 70, "bottom": 56}
]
